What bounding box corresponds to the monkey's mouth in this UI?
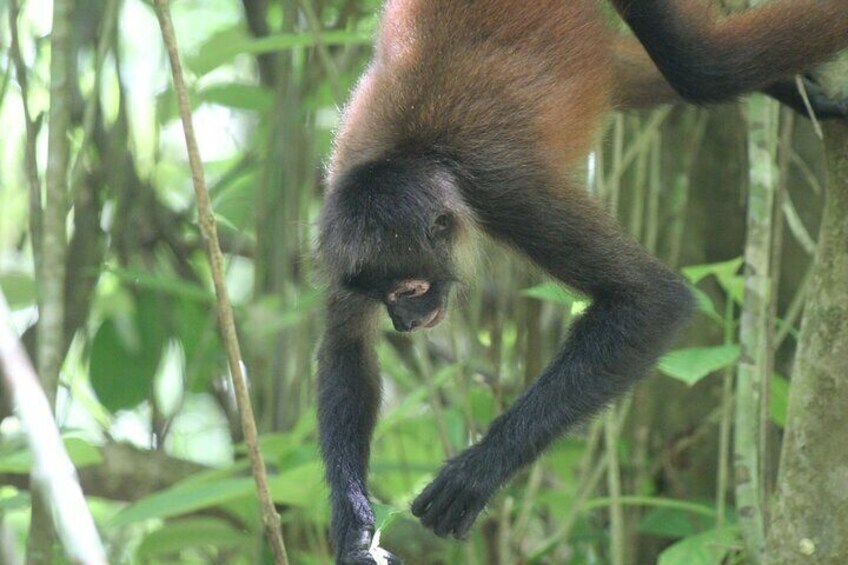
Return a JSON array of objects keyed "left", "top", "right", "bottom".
[{"left": 422, "top": 307, "right": 446, "bottom": 329}]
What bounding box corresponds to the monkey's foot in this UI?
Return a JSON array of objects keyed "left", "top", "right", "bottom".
[
  {"left": 411, "top": 448, "right": 497, "bottom": 539},
  {"left": 339, "top": 526, "right": 402, "bottom": 565}
]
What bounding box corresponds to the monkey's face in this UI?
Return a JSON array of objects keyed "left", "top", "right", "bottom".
[{"left": 384, "top": 279, "right": 451, "bottom": 332}]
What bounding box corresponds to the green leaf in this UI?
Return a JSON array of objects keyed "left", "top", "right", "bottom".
[
  {"left": 90, "top": 319, "right": 154, "bottom": 411},
  {"left": 658, "top": 345, "right": 740, "bottom": 386},
  {"left": 690, "top": 287, "right": 722, "bottom": 324},
  {"left": 770, "top": 373, "right": 790, "bottom": 428},
  {"left": 682, "top": 257, "right": 744, "bottom": 286},
  {"left": 267, "top": 462, "right": 327, "bottom": 508},
  {"left": 199, "top": 83, "right": 274, "bottom": 112},
  {"left": 658, "top": 527, "right": 740, "bottom": 565},
  {"left": 0, "top": 272, "right": 36, "bottom": 309},
  {"left": 189, "top": 28, "right": 372, "bottom": 76},
  {"left": 683, "top": 257, "right": 745, "bottom": 304},
  {"left": 639, "top": 507, "right": 706, "bottom": 539},
  {"left": 0, "top": 491, "right": 29, "bottom": 512},
  {"left": 137, "top": 518, "right": 249, "bottom": 558},
  {"left": 109, "top": 478, "right": 255, "bottom": 527},
  {"left": 108, "top": 267, "right": 213, "bottom": 303},
  {"left": 90, "top": 290, "right": 170, "bottom": 411},
  {"left": 521, "top": 283, "right": 581, "bottom": 306},
  {"left": 176, "top": 299, "right": 222, "bottom": 393},
  {"left": 373, "top": 503, "right": 403, "bottom": 532},
  {"left": 0, "top": 438, "right": 102, "bottom": 474}
]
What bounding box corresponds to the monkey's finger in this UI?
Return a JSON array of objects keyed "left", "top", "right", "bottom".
[
  {"left": 433, "top": 499, "right": 467, "bottom": 538},
  {"left": 417, "top": 480, "right": 459, "bottom": 529},
  {"left": 411, "top": 475, "right": 446, "bottom": 517},
  {"left": 418, "top": 489, "right": 456, "bottom": 530},
  {"left": 454, "top": 505, "right": 482, "bottom": 539}
]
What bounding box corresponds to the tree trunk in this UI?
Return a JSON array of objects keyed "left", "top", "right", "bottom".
[{"left": 766, "top": 58, "right": 848, "bottom": 563}]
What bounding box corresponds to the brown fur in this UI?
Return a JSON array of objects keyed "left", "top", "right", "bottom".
[
  {"left": 318, "top": 2, "right": 848, "bottom": 561},
  {"left": 331, "top": 0, "right": 848, "bottom": 184}
]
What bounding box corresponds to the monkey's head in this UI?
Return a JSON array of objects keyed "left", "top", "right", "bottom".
[{"left": 319, "top": 156, "right": 473, "bottom": 332}]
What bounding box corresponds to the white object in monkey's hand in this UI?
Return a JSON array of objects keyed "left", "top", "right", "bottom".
[{"left": 369, "top": 530, "right": 392, "bottom": 565}]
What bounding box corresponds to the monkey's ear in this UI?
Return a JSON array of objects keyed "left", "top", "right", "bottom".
[{"left": 429, "top": 213, "right": 452, "bottom": 238}]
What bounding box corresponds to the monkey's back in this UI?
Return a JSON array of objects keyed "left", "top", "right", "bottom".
[{"left": 329, "top": 0, "right": 613, "bottom": 184}]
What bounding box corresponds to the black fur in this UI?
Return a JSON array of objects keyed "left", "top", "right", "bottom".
[
  {"left": 317, "top": 144, "right": 694, "bottom": 561},
  {"left": 316, "top": 1, "right": 848, "bottom": 562},
  {"left": 612, "top": 0, "right": 848, "bottom": 110}
]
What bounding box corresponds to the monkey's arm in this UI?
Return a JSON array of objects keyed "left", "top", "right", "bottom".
[
  {"left": 317, "top": 291, "right": 399, "bottom": 565},
  {"left": 611, "top": 0, "right": 848, "bottom": 105},
  {"left": 412, "top": 177, "right": 693, "bottom": 538},
  {"left": 612, "top": 37, "right": 848, "bottom": 119}
]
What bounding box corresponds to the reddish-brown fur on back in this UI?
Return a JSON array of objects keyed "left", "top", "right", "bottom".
[{"left": 329, "top": 0, "right": 613, "bottom": 184}]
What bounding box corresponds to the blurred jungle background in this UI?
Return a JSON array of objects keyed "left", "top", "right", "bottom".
[{"left": 1, "top": 0, "right": 847, "bottom": 564}]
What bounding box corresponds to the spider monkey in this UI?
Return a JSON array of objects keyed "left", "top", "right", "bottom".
[{"left": 316, "top": 1, "right": 848, "bottom": 562}]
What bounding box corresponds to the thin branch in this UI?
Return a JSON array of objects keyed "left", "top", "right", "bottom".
[
  {"left": 151, "top": 2, "right": 289, "bottom": 563},
  {"left": 794, "top": 75, "right": 824, "bottom": 140},
  {"left": 0, "top": 292, "right": 106, "bottom": 564},
  {"left": 25, "top": 0, "right": 74, "bottom": 559},
  {"left": 8, "top": 0, "right": 43, "bottom": 273}
]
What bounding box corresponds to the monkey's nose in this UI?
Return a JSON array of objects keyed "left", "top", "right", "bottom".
[{"left": 394, "top": 318, "right": 421, "bottom": 332}]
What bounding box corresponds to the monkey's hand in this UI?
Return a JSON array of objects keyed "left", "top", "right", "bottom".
[
  {"left": 411, "top": 446, "right": 499, "bottom": 538},
  {"left": 338, "top": 526, "right": 402, "bottom": 565}
]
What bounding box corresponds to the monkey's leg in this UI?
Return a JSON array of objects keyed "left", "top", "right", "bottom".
[
  {"left": 412, "top": 181, "right": 693, "bottom": 538},
  {"left": 611, "top": 0, "right": 848, "bottom": 105},
  {"left": 318, "top": 291, "right": 400, "bottom": 565},
  {"left": 612, "top": 37, "right": 848, "bottom": 119}
]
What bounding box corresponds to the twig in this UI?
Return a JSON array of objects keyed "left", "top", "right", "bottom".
[
  {"left": 151, "top": 1, "right": 289, "bottom": 563},
  {"left": 794, "top": 75, "right": 824, "bottom": 140},
  {"left": 0, "top": 292, "right": 106, "bottom": 564},
  {"left": 605, "top": 412, "right": 625, "bottom": 565},
  {"left": 8, "top": 0, "right": 44, "bottom": 276},
  {"left": 25, "top": 0, "right": 74, "bottom": 559}
]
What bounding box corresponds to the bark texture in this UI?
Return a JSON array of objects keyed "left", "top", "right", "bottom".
[{"left": 766, "top": 60, "right": 848, "bottom": 563}]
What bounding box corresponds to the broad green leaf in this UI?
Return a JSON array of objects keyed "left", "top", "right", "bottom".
[
  {"left": 109, "top": 478, "right": 255, "bottom": 527},
  {"left": 0, "top": 272, "right": 36, "bottom": 309},
  {"left": 682, "top": 257, "right": 744, "bottom": 286},
  {"left": 267, "top": 462, "right": 327, "bottom": 508},
  {"left": 0, "top": 438, "right": 102, "bottom": 473},
  {"left": 91, "top": 291, "right": 168, "bottom": 411},
  {"left": 658, "top": 526, "right": 740, "bottom": 565},
  {"left": 690, "top": 287, "right": 722, "bottom": 324},
  {"left": 137, "top": 518, "right": 249, "bottom": 558},
  {"left": 373, "top": 503, "right": 403, "bottom": 532},
  {"left": 639, "top": 507, "right": 707, "bottom": 539},
  {"left": 683, "top": 257, "right": 745, "bottom": 304},
  {"left": 90, "top": 319, "right": 155, "bottom": 411},
  {"left": 199, "top": 84, "right": 274, "bottom": 112},
  {"left": 659, "top": 345, "right": 740, "bottom": 386},
  {"left": 771, "top": 373, "right": 790, "bottom": 428}
]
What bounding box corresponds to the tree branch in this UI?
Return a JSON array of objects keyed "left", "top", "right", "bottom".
[{"left": 152, "top": 2, "right": 289, "bottom": 563}]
